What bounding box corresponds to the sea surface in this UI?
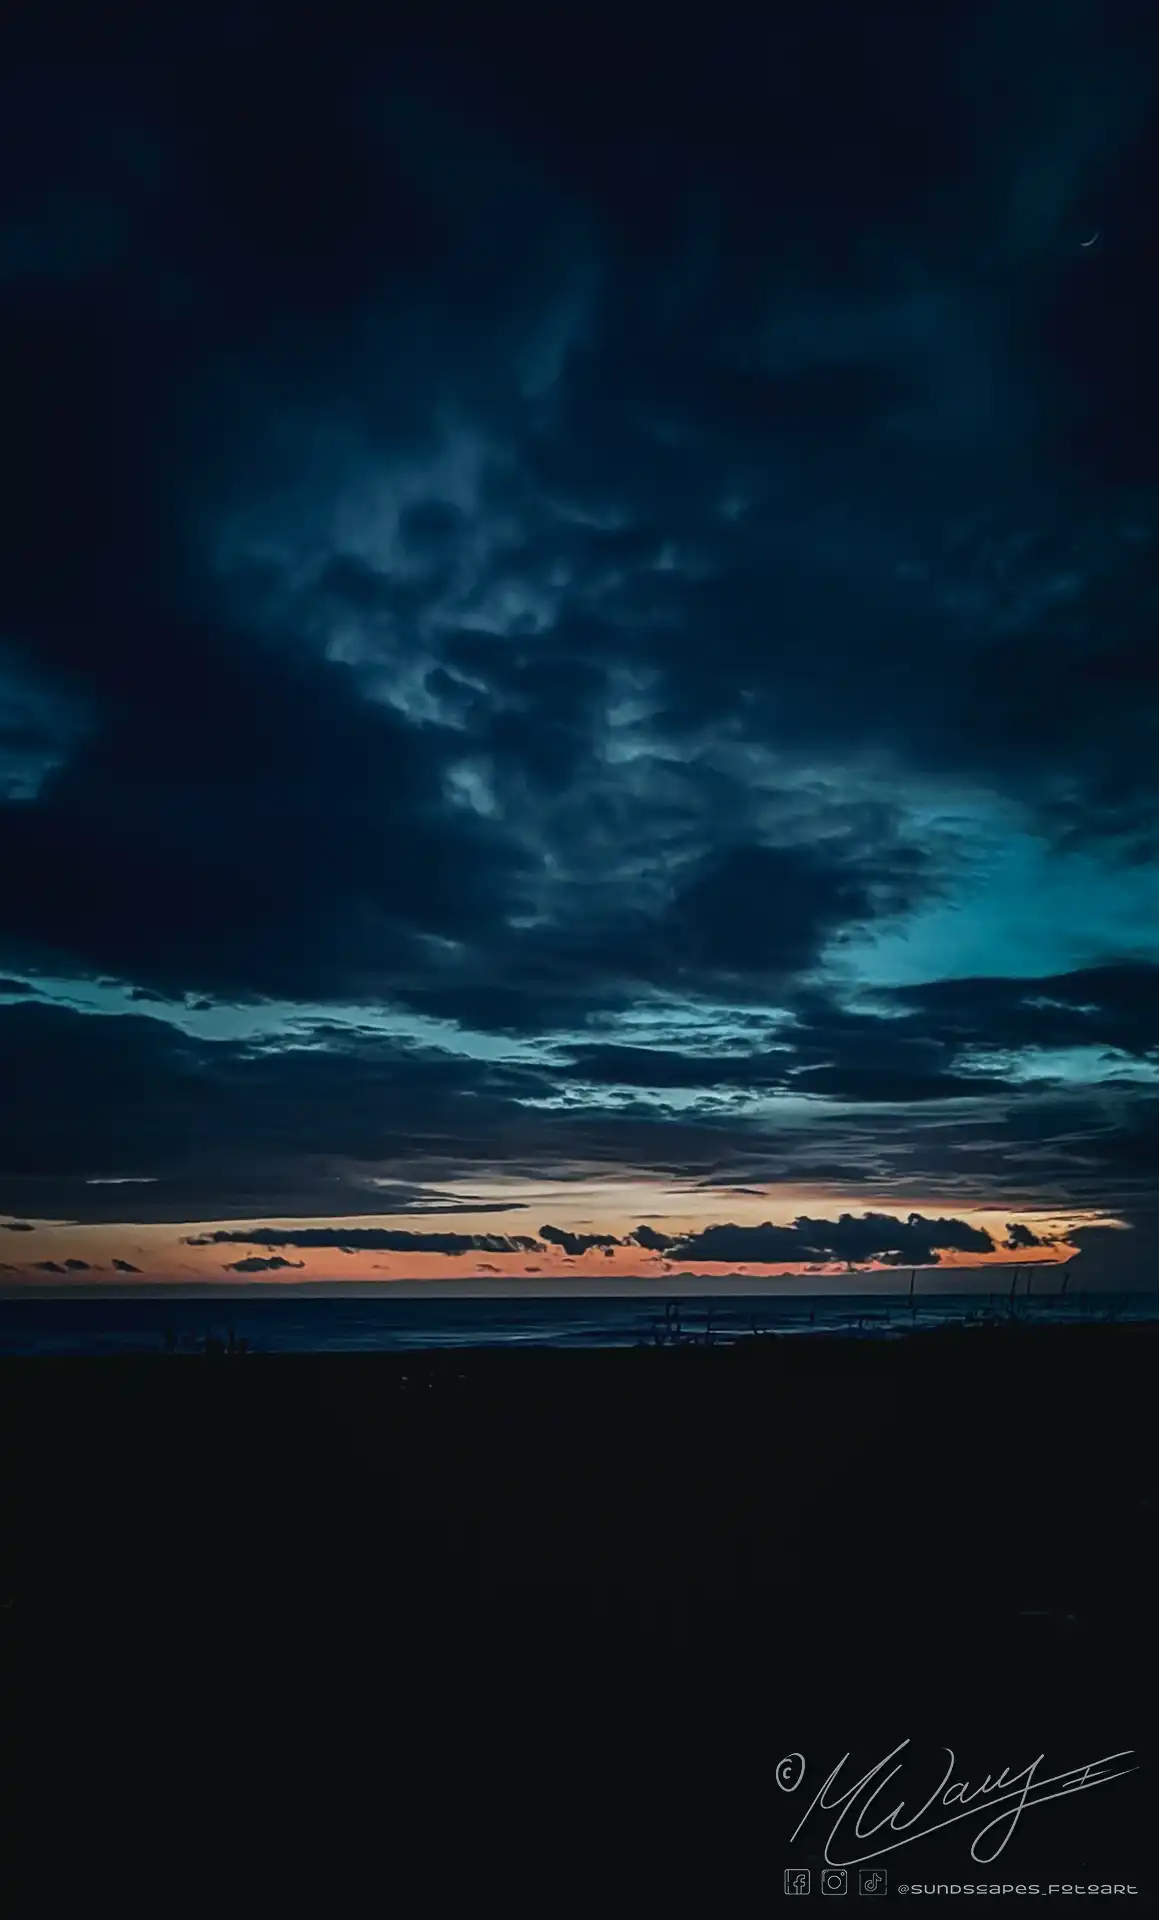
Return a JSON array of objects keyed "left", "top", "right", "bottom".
[{"left": 0, "top": 1288, "right": 1155, "bottom": 1355}]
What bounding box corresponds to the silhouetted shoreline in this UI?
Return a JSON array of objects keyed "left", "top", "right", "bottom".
[
  {"left": 8, "top": 1323, "right": 1157, "bottom": 1637},
  {"left": 4, "top": 1322, "right": 1155, "bottom": 1877}
]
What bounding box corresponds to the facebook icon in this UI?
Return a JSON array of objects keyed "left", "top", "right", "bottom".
[{"left": 784, "top": 1869, "right": 811, "bottom": 1895}]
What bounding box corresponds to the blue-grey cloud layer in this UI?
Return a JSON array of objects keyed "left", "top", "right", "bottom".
[{"left": 2, "top": 1, "right": 1158, "bottom": 1242}]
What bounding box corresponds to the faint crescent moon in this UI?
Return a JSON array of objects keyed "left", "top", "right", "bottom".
[{"left": 1080, "top": 231, "right": 1100, "bottom": 247}]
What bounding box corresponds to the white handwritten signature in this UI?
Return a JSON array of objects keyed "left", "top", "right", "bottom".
[{"left": 777, "top": 1740, "right": 1138, "bottom": 1866}]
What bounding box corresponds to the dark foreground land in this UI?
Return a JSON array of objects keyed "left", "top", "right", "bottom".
[{"left": 4, "top": 1324, "right": 1156, "bottom": 1885}]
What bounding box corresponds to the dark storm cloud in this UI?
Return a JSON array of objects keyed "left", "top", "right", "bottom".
[
  {"left": 538, "top": 1225, "right": 619, "bottom": 1256},
  {"left": 222, "top": 1256, "right": 306, "bottom": 1273},
  {"left": 875, "top": 964, "right": 1159, "bottom": 1061},
  {"left": 0, "top": 998, "right": 556, "bottom": 1220},
  {"left": 557, "top": 961, "right": 1159, "bottom": 1107},
  {"left": 165, "top": 1204, "right": 1048, "bottom": 1270},
  {"left": 2, "top": 1, "right": 1155, "bottom": 1016},
  {"left": 788, "top": 1065, "right": 1011, "bottom": 1103},
  {"left": 557, "top": 1030, "right": 1012, "bottom": 1102},
  {"left": 752, "top": 968, "right": 1159, "bottom": 1105},
  {"left": 1, "top": 3, "right": 1157, "bottom": 1243},
  {"left": 2, "top": 993, "right": 1156, "bottom": 1230},
  {"left": 671, "top": 1213, "right": 997, "bottom": 1268},
  {"left": 629, "top": 1225, "right": 677, "bottom": 1252},
  {"left": 555, "top": 1047, "right": 776, "bottom": 1092},
  {"left": 1004, "top": 1222, "right": 1060, "bottom": 1250},
  {"left": 370, "top": 802, "right": 942, "bottom": 1041},
  {"left": 188, "top": 1227, "right": 543, "bottom": 1256},
  {"left": 660, "top": 841, "right": 931, "bottom": 980}
]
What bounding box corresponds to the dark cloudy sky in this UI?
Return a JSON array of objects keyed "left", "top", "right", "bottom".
[{"left": 2, "top": 0, "right": 1158, "bottom": 1288}]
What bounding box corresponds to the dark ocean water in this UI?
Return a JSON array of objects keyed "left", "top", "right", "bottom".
[{"left": 0, "top": 1288, "right": 1154, "bottom": 1354}]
